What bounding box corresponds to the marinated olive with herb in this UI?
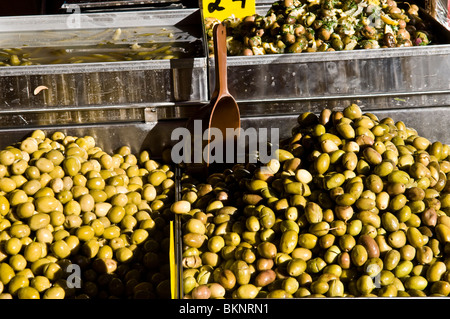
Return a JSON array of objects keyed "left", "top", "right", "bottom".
[{"left": 206, "top": 0, "right": 434, "bottom": 57}]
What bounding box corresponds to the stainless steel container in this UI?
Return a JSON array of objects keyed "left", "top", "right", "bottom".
[
  {"left": 0, "top": 8, "right": 208, "bottom": 111},
  {"left": 0, "top": 98, "right": 449, "bottom": 301},
  {"left": 206, "top": 6, "right": 450, "bottom": 110}
]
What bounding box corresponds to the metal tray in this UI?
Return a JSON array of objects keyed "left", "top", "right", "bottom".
[
  {"left": 206, "top": 6, "right": 450, "bottom": 109},
  {"left": 60, "top": 0, "right": 185, "bottom": 12},
  {"left": 171, "top": 102, "right": 450, "bottom": 299},
  {"left": 0, "top": 8, "right": 208, "bottom": 111}
]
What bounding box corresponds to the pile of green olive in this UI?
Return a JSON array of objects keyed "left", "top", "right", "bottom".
[
  {"left": 0, "top": 130, "right": 174, "bottom": 299},
  {"left": 174, "top": 104, "right": 450, "bottom": 298},
  {"left": 205, "top": 0, "right": 433, "bottom": 56}
]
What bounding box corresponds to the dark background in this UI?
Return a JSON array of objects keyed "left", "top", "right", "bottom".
[
  {"left": 0, "top": 0, "right": 198, "bottom": 16},
  {"left": 0, "top": 0, "right": 60, "bottom": 15},
  {"left": 0, "top": 0, "right": 425, "bottom": 16}
]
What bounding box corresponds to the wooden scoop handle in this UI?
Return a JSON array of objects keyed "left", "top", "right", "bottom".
[{"left": 213, "top": 23, "right": 229, "bottom": 98}]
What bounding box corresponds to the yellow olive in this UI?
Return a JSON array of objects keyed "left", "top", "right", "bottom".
[
  {"left": 76, "top": 225, "right": 95, "bottom": 241},
  {"left": 51, "top": 240, "right": 71, "bottom": 259},
  {"left": 28, "top": 213, "right": 51, "bottom": 231},
  {"left": 9, "top": 224, "right": 31, "bottom": 239},
  {"left": 115, "top": 247, "right": 134, "bottom": 263},
  {"left": 62, "top": 156, "right": 81, "bottom": 177},
  {"left": 34, "top": 196, "right": 60, "bottom": 214},
  {"left": 8, "top": 275, "right": 29, "bottom": 296},
  {"left": 24, "top": 242, "right": 43, "bottom": 262},
  {"left": 406, "top": 227, "right": 425, "bottom": 248},
  {"left": 315, "top": 153, "right": 330, "bottom": 174}
]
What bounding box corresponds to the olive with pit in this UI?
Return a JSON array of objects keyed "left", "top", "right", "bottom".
[
  {"left": 406, "top": 227, "right": 425, "bottom": 248},
  {"left": 171, "top": 200, "right": 191, "bottom": 215},
  {"left": 254, "top": 269, "right": 276, "bottom": 287},
  {"left": 218, "top": 269, "right": 236, "bottom": 290},
  {"left": 257, "top": 241, "right": 277, "bottom": 259}
]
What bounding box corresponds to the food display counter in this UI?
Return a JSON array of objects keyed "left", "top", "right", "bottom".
[{"left": 0, "top": 0, "right": 449, "bottom": 301}]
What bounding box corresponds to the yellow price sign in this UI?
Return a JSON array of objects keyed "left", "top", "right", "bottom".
[{"left": 201, "top": 0, "right": 256, "bottom": 21}]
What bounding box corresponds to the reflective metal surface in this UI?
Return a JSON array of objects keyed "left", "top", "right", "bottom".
[
  {"left": 239, "top": 105, "right": 450, "bottom": 145},
  {"left": 60, "top": 0, "right": 185, "bottom": 12},
  {"left": 0, "top": 102, "right": 449, "bottom": 156},
  {"left": 0, "top": 58, "right": 207, "bottom": 110},
  {"left": 0, "top": 9, "right": 208, "bottom": 109},
  {"left": 208, "top": 45, "right": 450, "bottom": 105}
]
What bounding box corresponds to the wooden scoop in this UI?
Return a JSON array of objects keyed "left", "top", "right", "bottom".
[
  {"left": 207, "top": 23, "right": 240, "bottom": 164},
  {"left": 185, "top": 23, "right": 240, "bottom": 173}
]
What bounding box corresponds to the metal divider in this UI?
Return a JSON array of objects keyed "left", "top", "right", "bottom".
[{"left": 171, "top": 166, "right": 184, "bottom": 299}]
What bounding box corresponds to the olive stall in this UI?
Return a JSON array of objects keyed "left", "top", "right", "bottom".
[{"left": 0, "top": 0, "right": 449, "bottom": 300}]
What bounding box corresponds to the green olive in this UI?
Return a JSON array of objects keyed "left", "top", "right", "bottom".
[
  {"left": 9, "top": 224, "right": 31, "bottom": 239},
  {"left": 218, "top": 269, "right": 236, "bottom": 290},
  {"left": 254, "top": 269, "right": 276, "bottom": 287},
  {"left": 394, "top": 260, "right": 414, "bottom": 278},
  {"left": 76, "top": 225, "right": 95, "bottom": 242},
  {"left": 335, "top": 193, "right": 356, "bottom": 206},
  {"left": 34, "top": 196, "right": 60, "bottom": 214},
  {"left": 315, "top": 153, "right": 330, "bottom": 174},
  {"left": 62, "top": 156, "right": 81, "bottom": 177},
  {"left": 17, "top": 286, "right": 40, "bottom": 299},
  {"left": 115, "top": 247, "right": 134, "bottom": 263},
  {"left": 298, "top": 233, "right": 318, "bottom": 249},
  {"left": 305, "top": 202, "right": 323, "bottom": 223},
  {"left": 387, "top": 230, "right": 406, "bottom": 249},
  {"left": 8, "top": 275, "right": 29, "bottom": 296},
  {"left": 42, "top": 262, "right": 62, "bottom": 281},
  {"left": 286, "top": 258, "right": 307, "bottom": 277},
  {"left": 381, "top": 212, "right": 400, "bottom": 232},
  {"left": 374, "top": 161, "right": 394, "bottom": 177},
  {"left": 436, "top": 224, "right": 450, "bottom": 243},
  {"left": 426, "top": 261, "right": 446, "bottom": 282},
  {"left": 28, "top": 213, "right": 51, "bottom": 231},
  {"left": 51, "top": 240, "right": 71, "bottom": 259},
  {"left": 406, "top": 227, "right": 425, "bottom": 248},
  {"left": 30, "top": 276, "right": 51, "bottom": 293},
  {"left": 257, "top": 242, "right": 277, "bottom": 259},
  {"left": 183, "top": 233, "right": 205, "bottom": 249},
  {"left": 24, "top": 242, "right": 43, "bottom": 262},
  {"left": 355, "top": 198, "right": 376, "bottom": 211},
  {"left": 404, "top": 275, "right": 428, "bottom": 290},
  {"left": 388, "top": 170, "right": 410, "bottom": 185},
  {"left": 339, "top": 234, "right": 356, "bottom": 252},
  {"left": 336, "top": 122, "right": 355, "bottom": 140},
  {"left": 430, "top": 281, "right": 450, "bottom": 296},
  {"left": 363, "top": 147, "right": 382, "bottom": 165},
  {"left": 9, "top": 254, "right": 27, "bottom": 272},
  {"left": 4, "top": 237, "right": 22, "bottom": 255},
  {"left": 356, "top": 275, "right": 375, "bottom": 295},
  {"left": 357, "top": 211, "right": 381, "bottom": 228},
  {"left": 235, "top": 284, "right": 259, "bottom": 299},
  {"left": 383, "top": 249, "right": 401, "bottom": 271},
  {"left": 275, "top": 149, "right": 294, "bottom": 162},
  {"left": 185, "top": 219, "right": 206, "bottom": 235},
  {"left": 350, "top": 244, "right": 368, "bottom": 267},
  {"left": 280, "top": 230, "right": 298, "bottom": 254},
  {"left": 0, "top": 177, "right": 16, "bottom": 193},
  {"left": 147, "top": 170, "right": 166, "bottom": 186}
]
